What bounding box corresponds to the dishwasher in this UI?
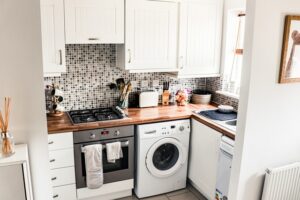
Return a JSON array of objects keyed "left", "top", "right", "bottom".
[{"left": 215, "top": 136, "right": 235, "bottom": 200}]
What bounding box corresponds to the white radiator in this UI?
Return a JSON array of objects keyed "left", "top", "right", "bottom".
[{"left": 261, "top": 162, "right": 300, "bottom": 200}]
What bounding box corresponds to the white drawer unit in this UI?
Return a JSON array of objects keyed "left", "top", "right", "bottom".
[
  {"left": 52, "top": 184, "right": 77, "bottom": 200},
  {"left": 48, "top": 132, "right": 76, "bottom": 200},
  {"left": 48, "top": 132, "right": 73, "bottom": 151},
  {"left": 49, "top": 148, "right": 75, "bottom": 169},
  {"left": 50, "top": 167, "right": 76, "bottom": 187}
]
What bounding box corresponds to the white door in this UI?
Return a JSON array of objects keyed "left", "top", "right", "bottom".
[
  {"left": 189, "top": 119, "right": 222, "bottom": 200},
  {"left": 178, "top": 0, "right": 223, "bottom": 77},
  {"left": 40, "top": 0, "right": 66, "bottom": 76},
  {"left": 125, "top": 0, "right": 179, "bottom": 71},
  {"left": 146, "top": 138, "right": 187, "bottom": 178},
  {"left": 65, "top": 0, "right": 124, "bottom": 44}
]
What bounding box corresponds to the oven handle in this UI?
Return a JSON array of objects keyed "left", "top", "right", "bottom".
[{"left": 81, "top": 140, "right": 129, "bottom": 153}]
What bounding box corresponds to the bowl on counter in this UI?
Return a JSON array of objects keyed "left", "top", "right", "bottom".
[{"left": 192, "top": 90, "right": 212, "bottom": 104}]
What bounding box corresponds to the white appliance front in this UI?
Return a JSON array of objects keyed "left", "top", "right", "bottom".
[
  {"left": 215, "top": 136, "right": 234, "bottom": 200},
  {"left": 135, "top": 120, "right": 190, "bottom": 198}
]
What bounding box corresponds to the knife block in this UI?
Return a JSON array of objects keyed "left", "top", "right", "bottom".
[{"left": 162, "top": 90, "right": 170, "bottom": 106}]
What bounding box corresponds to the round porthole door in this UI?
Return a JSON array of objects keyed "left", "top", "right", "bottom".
[{"left": 146, "top": 138, "right": 187, "bottom": 178}]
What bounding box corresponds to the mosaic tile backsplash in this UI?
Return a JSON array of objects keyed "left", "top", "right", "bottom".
[
  {"left": 206, "top": 77, "right": 239, "bottom": 110},
  {"left": 44, "top": 44, "right": 210, "bottom": 111}
]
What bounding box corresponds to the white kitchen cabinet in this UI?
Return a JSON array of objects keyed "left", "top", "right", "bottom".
[
  {"left": 40, "top": 0, "right": 66, "bottom": 77},
  {"left": 169, "top": 0, "right": 223, "bottom": 78},
  {"left": 116, "top": 0, "right": 179, "bottom": 73},
  {"left": 189, "top": 119, "right": 222, "bottom": 200},
  {"left": 65, "top": 0, "right": 124, "bottom": 44},
  {"left": 48, "top": 132, "right": 76, "bottom": 200}
]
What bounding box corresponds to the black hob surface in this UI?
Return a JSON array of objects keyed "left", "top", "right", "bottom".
[{"left": 68, "top": 108, "right": 124, "bottom": 124}]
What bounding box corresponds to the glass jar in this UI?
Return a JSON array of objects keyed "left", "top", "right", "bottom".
[{"left": 1, "top": 132, "right": 15, "bottom": 157}]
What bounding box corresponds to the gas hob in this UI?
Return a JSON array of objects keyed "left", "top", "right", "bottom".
[{"left": 68, "top": 107, "right": 126, "bottom": 124}]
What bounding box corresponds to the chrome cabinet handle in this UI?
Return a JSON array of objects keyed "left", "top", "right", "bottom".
[
  {"left": 128, "top": 49, "right": 131, "bottom": 63},
  {"left": 51, "top": 177, "right": 57, "bottom": 181},
  {"left": 59, "top": 49, "right": 62, "bottom": 65},
  {"left": 50, "top": 159, "right": 56, "bottom": 163},
  {"left": 53, "top": 194, "right": 59, "bottom": 198},
  {"left": 48, "top": 141, "right": 54, "bottom": 145},
  {"left": 88, "top": 37, "right": 99, "bottom": 41}
]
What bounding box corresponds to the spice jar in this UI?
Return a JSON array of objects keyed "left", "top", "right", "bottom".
[{"left": 1, "top": 132, "right": 15, "bottom": 157}]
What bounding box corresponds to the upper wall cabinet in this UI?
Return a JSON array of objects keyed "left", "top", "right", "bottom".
[
  {"left": 40, "top": 0, "right": 66, "bottom": 77},
  {"left": 65, "top": 0, "right": 124, "bottom": 44},
  {"left": 169, "top": 0, "right": 224, "bottom": 78},
  {"left": 116, "top": 0, "right": 179, "bottom": 73}
]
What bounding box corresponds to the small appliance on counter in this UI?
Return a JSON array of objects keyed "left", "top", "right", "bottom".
[{"left": 138, "top": 90, "right": 159, "bottom": 108}]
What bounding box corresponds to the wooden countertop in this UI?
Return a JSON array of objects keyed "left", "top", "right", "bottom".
[{"left": 47, "top": 104, "right": 235, "bottom": 140}]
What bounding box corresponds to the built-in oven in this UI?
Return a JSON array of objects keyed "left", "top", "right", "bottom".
[{"left": 73, "top": 125, "right": 134, "bottom": 189}]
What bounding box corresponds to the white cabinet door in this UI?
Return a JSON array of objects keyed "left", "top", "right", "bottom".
[
  {"left": 123, "top": 0, "right": 179, "bottom": 72},
  {"left": 65, "top": 0, "right": 124, "bottom": 44},
  {"left": 52, "top": 184, "right": 77, "bottom": 200},
  {"left": 189, "top": 119, "right": 222, "bottom": 200},
  {"left": 178, "top": 0, "right": 223, "bottom": 77},
  {"left": 0, "top": 165, "right": 26, "bottom": 200},
  {"left": 40, "top": 0, "right": 66, "bottom": 76}
]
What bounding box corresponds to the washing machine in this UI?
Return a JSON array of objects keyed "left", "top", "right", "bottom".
[{"left": 135, "top": 119, "right": 190, "bottom": 198}]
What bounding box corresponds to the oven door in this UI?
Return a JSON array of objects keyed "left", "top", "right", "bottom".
[{"left": 74, "top": 137, "right": 134, "bottom": 189}]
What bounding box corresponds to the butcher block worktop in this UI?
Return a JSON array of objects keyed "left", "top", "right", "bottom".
[{"left": 47, "top": 104, "right": 235, "bottom": 140}]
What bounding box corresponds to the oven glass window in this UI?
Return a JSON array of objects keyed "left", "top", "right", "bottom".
[
  {"left": 152, "top": 143, "right": 179, "bottom": 171},
  {"left": 103, "top": 147, "right": 129, "bottom": 173},
  {"left": 81, "top": 146, "right": 129, "bottom": 176}
]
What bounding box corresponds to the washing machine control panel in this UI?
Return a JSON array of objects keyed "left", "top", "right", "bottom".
[{"left": 138, "top": 119, "right": 190, "bottom": 138}]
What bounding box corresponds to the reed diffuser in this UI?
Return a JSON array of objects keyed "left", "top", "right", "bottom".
[{"left": 0, "top": 97, "right": 14, "bottom": 157}]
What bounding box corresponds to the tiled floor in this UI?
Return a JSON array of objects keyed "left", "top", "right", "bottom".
[{"left": 119, "top": 184, "right": 207, "bottom": 200}]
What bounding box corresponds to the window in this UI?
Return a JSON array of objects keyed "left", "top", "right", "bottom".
[{"left": 222, "top": 10, "right": 246, "bottom": 97}]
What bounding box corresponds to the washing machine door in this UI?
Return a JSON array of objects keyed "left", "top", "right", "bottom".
[{"left": 146, "top": 137, "right": 187, "bottom": 178}]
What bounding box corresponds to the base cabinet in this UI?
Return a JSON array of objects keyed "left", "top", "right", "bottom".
[
  {"left": 189, "top": 119, "right": 222, "bottom": 200},
  {"left": 48, "top": 132, "right": 76, "bottom": 200}
]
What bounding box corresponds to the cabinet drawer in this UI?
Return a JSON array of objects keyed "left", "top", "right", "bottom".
[
  {"left": 50, "top": 167, "right": 75, "bottom": 187},
  {"left": 49, "top": 148, "right": 74, "bottom": 169},
  {"left": 52, "top": 184, "right": 77, "bottom": 200},
  {"left": 48, "top": 132, "right": 73, "bottom": 151}
]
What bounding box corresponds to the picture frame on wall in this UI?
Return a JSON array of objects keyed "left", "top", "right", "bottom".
[{"left": 279, "top": 15, "right": 300, "bottom": 83}]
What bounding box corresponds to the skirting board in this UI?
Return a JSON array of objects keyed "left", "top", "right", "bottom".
[{"left": 77, "top": 179, "right": 133, "bottom": 200}]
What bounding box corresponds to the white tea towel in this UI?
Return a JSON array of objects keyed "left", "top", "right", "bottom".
[
  {"left": 106, "top": 142, "right": 123, "bottom": 163},
  {"left": 82, "top": 144, "right": 103, "bottom": 189}
]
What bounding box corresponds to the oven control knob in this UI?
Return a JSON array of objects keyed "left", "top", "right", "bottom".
[
  {"left": 114, "top": 130, "right": 120, "bottom": 136},
  {"left": 89, "top": 133, "right": 96, "bottom": 139},
  {"left": 179, "top": 126, "right": 185, "bottom": 132}
]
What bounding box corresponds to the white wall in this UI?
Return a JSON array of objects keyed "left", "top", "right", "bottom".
[
  {"left": 0, "top": 0, "right": 52, "bottom": 199},
  {"left": 229, "top": 0, "right": 300, "bottom": 199}
]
